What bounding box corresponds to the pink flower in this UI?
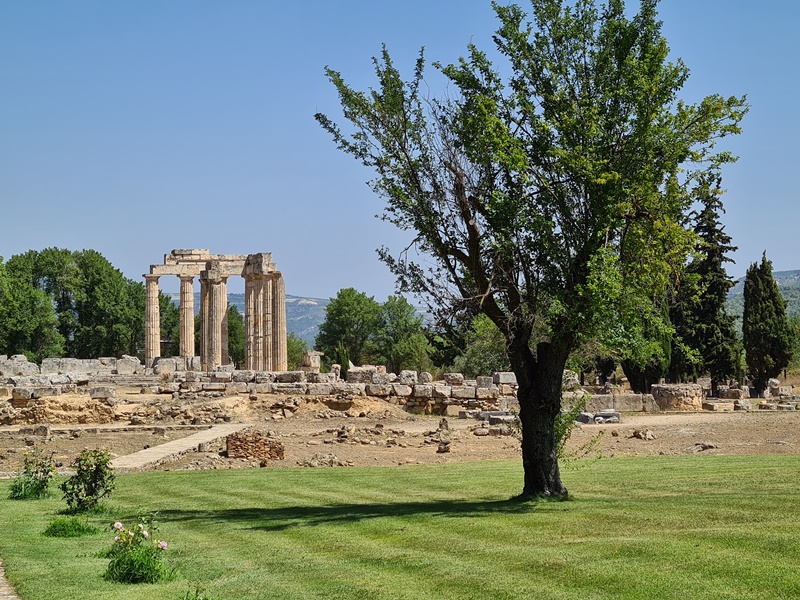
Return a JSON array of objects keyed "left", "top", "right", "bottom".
[
  {"left": 142, "top": 531, "right": 149, "bottom": 538},
  {"left": 114, "top": 536, "right": 120, "bottom": 542},
  {"left": 158, "top": 541, "right": 168, "bottom": 550},
  {"left": 113, "top": 522, "right": 124, "bottom": 531}
]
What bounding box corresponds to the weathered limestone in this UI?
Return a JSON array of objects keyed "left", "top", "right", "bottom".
[
  {"left": 651, "top": 383, "right": 704, "bottom": 411},
  {"left": 144, "top": 275, "right": 161, "bottom": 368},
  {"left": 145, "top": 249, "right": 288, "bottom": 372}
]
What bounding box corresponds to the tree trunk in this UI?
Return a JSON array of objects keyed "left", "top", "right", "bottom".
[{"left": 515, "top": 342, "right": 568, "bottom": 499}]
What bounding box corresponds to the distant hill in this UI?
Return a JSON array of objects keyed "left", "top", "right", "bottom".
[
  {"left": 726, "top": 269, "right": 800, "bottom": 320},
  {"left": 166, "top": 293, "right": 329, "bottom": 347}
]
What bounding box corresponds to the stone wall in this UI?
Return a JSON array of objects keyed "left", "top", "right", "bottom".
[
  {"left": 651, "top": 384, "right": 704, "bottom": 411},
  {"left": 226, "top": 430, "right": 285, "bottom": 461}
]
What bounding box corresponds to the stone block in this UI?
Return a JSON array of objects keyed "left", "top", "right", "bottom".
[
  {"left": 187, "top": 356, "right": 203, "bottom": 371},
  {"left": 32, "top": 386, "right": 60, "bottom": 398},
  {"left": 444, "top": 404, "right": 462, "bottom": 417},
  {"left": 212, "top": 371, "right": 233, "bottom": 382},
  {"left": 89, "top": 386, "right": 116, "bottom": 399},
  {"left": 451, "top": 386, "right": 476, "bottom": 400},
  {"left": 718, "top": 387, "right": 746, "bottom": 400},
  {"left": 391, "top": 384, "right": 413, "bottom": 397},
  {"left": 232, "top": 370, "right": 255, "bottom": 383},
  {"left": 365, "top": 384, "right": 392, "bottom": 397},
  {"left": 494, "top": 372, "right": 517, "bottom": 385},
  {"left": 613, "top": 393, "right": 646, "bottom": 412},
  {"left": 158, "top": 383, "right": 180, "bottom": 394},
  {"left": 500, "top": 384, "right": 516, "bottom": 396},
  {"left": 271, "top": 383, "right": 309, "bottom": 394},
  {"left": 642, "top": 394, "right": 659, "bottom": 413},
  {"left": 225, "top": 382, "right": 248, "bottom": 394},
  {"left": 47, "top": 374, "right": 71, "bottom": 386},
  {"left": 252, "top": 383, "right": 272, "bottom": 394},
  {"left": 734, "top": 399, "right": 752, "bottom": 411},
  {"left": 476, "top": 387, "right": 499, "bottom": 400},
  {"left": 153, "top": 358, "right": 178, "bottom": 374},
  {"left": 0, "top": 385, "right": 10, "bottom": 398},
  {"left": 347, "top": 366, "right": 377, "bottom": 384},
  {"left": 255, "top": 371, "right": 276, "bottom": 384},
  {"left": 202, "top": 382, "right": 227, "bottom": 392},
  {"left": 181, "top": 382, "right": 203, "bottom": 393},
  {"left": 307, "top": 383, "right": 334, "bottom": 395},
  {"left": 307, "top": 372, "right": 335, "bottom": 383},
  {"left": 413, "top": 384, "right": 434, "bottom": 398},
  {"left": 444, "top": 372, "right": 464, "bottom": 386},
  {"left": 372, "top": 372, "right": 392, "bottom": 385},
  {"left": 420, "top": 372, "right": 433, "bottom": 383},
  {"left": 702, "top": 400, "right": 734, "bottom": 412},
  {"left": 275, "top": 371, "right": 306, "bottom": 383},
  {"left": 398, "top": 370, "right": 418, "bottom": 385},
  {"left": 476, "top": 376, "right": 494, "bottom": 389},
  {"left": 11, "top": 387, "right": 33, "bottom": 401},
  {"left": 432, "top": 385, "right": 452, "bottom": 399},
  {"left": 115, "top": 355, "right": 141, "bottom": 375},
  {"left": 651, "top": 384, "right": 703, "bottom": 411}
]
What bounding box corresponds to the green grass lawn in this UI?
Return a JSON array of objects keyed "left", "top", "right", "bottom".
[{"left": 1, "top": 455, "right": 799, "bottom": 599}]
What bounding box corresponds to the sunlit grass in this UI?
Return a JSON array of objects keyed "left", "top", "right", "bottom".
[{"left": 1, "top": 456, "right": 799, "bottom": 599}]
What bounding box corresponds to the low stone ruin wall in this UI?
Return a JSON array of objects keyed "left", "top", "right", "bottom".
[
  {"left": 226, "top": 430, "right": 285, "bottom": 461},
  {"left": 651, "top": 384, "right": 704, "bottom": 411}
]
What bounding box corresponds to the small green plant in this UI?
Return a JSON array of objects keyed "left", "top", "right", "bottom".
[
  {"left": 104, "top": 515, "right": 176, "bottom": 584},
  {"left": 59, "top": 448, "right": 116, "bottom": 512},
  {"left": 43, "top": 516, "right": 101, "bottom": 537},
  {"left": 9, "top": 447, "right": 57, "bottom": 499}
]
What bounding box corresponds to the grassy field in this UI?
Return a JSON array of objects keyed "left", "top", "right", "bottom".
[{"left": 1, "top": 455, "right": 799, "bottom": 599}]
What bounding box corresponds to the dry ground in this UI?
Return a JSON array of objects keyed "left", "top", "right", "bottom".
[{"left": 2, "top": 391, "right": 800, "bottom": 476}]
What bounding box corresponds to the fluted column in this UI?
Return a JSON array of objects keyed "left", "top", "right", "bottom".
[
  {"left": 200, "top": 274, "right": 211, "bottom": 370},
  {"left": 144, "top": 274, "right": 161, "bottom": 368},
  {"left": 264, "top": 275, "right": 273, "bottom": 369},
  {"left": 244, "top": 274, "right": 265, "bottom": 371},
  {"left": 220, "top": 277, "right": 229, "bottom": 366},
  {"left": 272, "top": 272, "right": 287, "bottom": 371},
  {"left": 178, "top": 275, "right": 195, "bottom": 359}
]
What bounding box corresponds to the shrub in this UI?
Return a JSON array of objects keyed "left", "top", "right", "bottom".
[
  {"left": 43, "top": 516, "right": 101, "bottom": 538},
  {"left": 59, "top": 448, "right": 116, "bottom": 512},
  {"left": 103, "top": 516, "right": 176, "bottom": 584},
  {"left": 9, "top": 447, "right": 56, "bottom": 500}
]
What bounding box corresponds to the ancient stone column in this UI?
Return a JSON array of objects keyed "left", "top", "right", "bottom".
[
  {"left": 178, "top": 275, "right": 195, "bottom": 359},
  {"left": 244, "top": 274, "right": 265, "bottom": 371},
  {"left": 144, "top": 274, "right": 161, "bottom": 368},
  {"left": 199, "top": 273, "right": 211, "bottom": 370},
  {"left": 264, "top": 275, "right": 273, "bottom": 369},
  {"left": 220, "top": 276, "right": 229, "bottom": 366},
  {"left": 272, "top": 272, "right": 288, "bottom": 371}
]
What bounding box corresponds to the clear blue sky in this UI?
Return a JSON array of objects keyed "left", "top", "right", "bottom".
[{"left": 1, "top": 1, "right": 797, "bottom": 300}]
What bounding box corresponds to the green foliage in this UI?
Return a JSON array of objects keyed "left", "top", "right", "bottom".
[
  {"left": 318, "top": 0, "right": 746, "bottom": 497},
  {"left": 451, "top": 313, "right": 509, "bottom": 377},
  {"left": 743, "top": 254, "right": 792, "bottom": 393},
  {"left": 59, "top": 448, "right": 116, "bottom": 512},
  {"left": 335, "top": 342, "right": 350, "bottom": 380},
  {"left": 315, "top": 288, "right": 381, "bottom": 366},
  {"left": 0, "top": 248, "right": 162, "bottom": 360},
  {"left": 104, "top": 515, "right": 176, "bottom": 584},
  {"left": 182, "top": 588, "right": 217, "bottom": 600},
  {"left": 287, "top": 332, "right": 307, "bottom": 370},
  {"left": 376, "top": 295, "right": 432, "bottom": 373},
  {"left": 669, "top": 175, "right": 741, "bottom": 388},
  {"left": 43, "top": 516, "right": 101, "bottom": 538},
  {"left": 8, "top": 447, "right": 57, "bottom": 500},
  {"left": 227, "top": 304, "right": 245, "bottom": 367}
]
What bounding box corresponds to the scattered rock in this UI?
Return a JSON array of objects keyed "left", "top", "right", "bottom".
[{"left": 632, "top": 429, "right": 656, "bottom": 441}]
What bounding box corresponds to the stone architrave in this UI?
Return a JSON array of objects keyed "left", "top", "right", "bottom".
[{"left": 144, "top": 274, "right": 161, "bottom": 368}]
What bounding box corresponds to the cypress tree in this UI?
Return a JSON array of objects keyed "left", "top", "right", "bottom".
[
  {"left": 689, "top": 176, "right": 742, "bottom": 393},
  {"left": 743, "top": 253, "right": 791, "bottom": 395}
]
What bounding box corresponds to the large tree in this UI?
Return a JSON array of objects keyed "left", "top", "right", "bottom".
[
  {"left": 317, "top": 0, "right": 746, "bottom": 498},
  {"left": 672, "top": 175, "right": 741, "bottom": 392},
  {"left": 376, "top": 295, "right": 432, "bottom": 373},
  {"left": 315, "top": 288, "right": 382, "bottom": 366},
  {"left": 743, "top": 254, "right": 791, "bottom": 395}
]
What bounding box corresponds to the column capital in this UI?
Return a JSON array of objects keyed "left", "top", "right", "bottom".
[
  {"left": 178, "top": 274, "right": 195, "bottom": 283},
  {"left": 144, "top": 273, "right": 161, "bottom": 282}
]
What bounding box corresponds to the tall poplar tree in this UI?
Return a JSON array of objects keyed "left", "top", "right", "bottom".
[
  {"left": 318, "top": 0, "right": 746, "bottom": 498},
  {"left": 743, "top": 254, "right": 791, "bottom": 394}
]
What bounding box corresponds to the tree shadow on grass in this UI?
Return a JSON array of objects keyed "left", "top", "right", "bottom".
[{"left": 157, "top": 497, "right": 564, "bottom": 532}]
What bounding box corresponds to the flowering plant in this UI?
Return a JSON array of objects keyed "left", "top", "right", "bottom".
[{"left": 104, "top": 515, "right": 176, "bottom": 583}]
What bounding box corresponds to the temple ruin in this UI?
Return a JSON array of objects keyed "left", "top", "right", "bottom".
[{"left": 144, "top": 249, "right": 287, "bottom": 371}]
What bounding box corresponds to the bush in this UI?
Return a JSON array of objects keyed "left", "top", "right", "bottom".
[
  {"left": 103, "top": 516, "right": 176, "bottom": 584},
  {"left": 9, "top": 447, "right": 56, "bottom": 500},
  {"left": 59, "top": 448, "right": 115, "bottom": 512},
  {"left": 43, "top": 516, "right": 101, "bottom": 538}
]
